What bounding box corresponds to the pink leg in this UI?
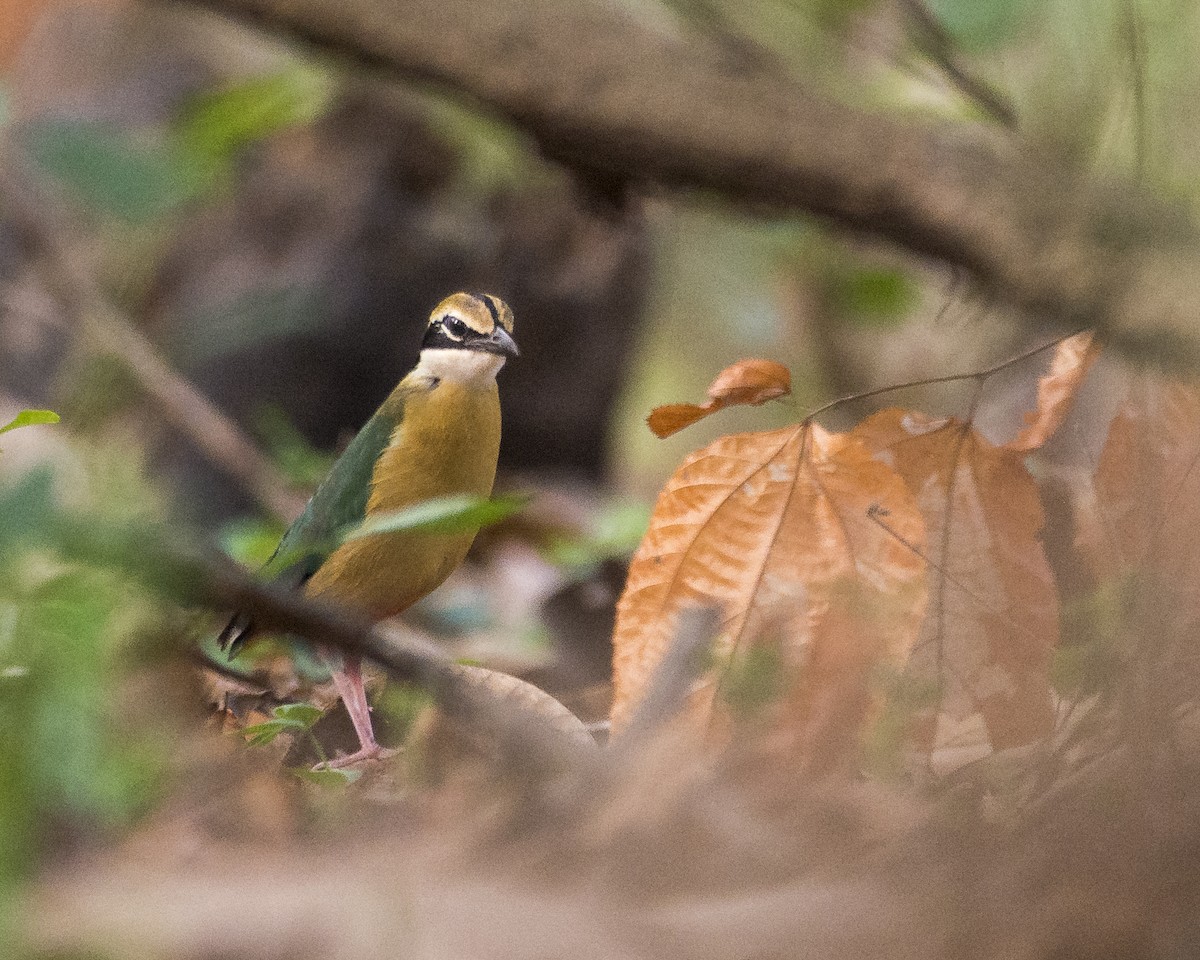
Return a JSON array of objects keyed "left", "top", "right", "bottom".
[{"left": 321, "top": 652, "right": 392, "bottom": 768}]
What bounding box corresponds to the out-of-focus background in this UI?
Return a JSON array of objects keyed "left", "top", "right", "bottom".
[{"left": 5, "top": 0, "right": 1200, "bottom": 957}]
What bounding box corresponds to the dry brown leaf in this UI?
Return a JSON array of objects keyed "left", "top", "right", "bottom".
[
  {"left": 647, "top": 359, "right": 791, "bottom": 438},
  {"left": 645, "top": 402, "right": 715, "bottom": 439},
  {"left": 611, "top": 422, "right": 927, "bottom": 769},
  {"left": 1007, "top": 331, "right": 1101, "bottom": 452},
  {"left": 1076, "top": 379, "right": 1200, "bottom": 600},
  {"left": 854, "top": 409, "right": 1058, "bottom": 750},
  {"left": 706, "top": 359, "right": 793, "bottom": 406}
]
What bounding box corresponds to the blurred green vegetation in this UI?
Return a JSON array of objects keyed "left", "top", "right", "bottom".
[
  {"left": 0, "top": 461, "right": 171, "bottom": 953},
  {"left": 26, "top": 66, "right": 335, "bottom": 225}
]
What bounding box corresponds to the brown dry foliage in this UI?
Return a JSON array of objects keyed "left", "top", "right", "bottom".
[
  {"left": 613, "top": 335, "right": 1182, "bottom": 771},
  {"left": 646, "top": 359, "right": 791, "bottom": 438},
  {"left": 1007, "top": 331, "right": 1099, "bottom": 453}
]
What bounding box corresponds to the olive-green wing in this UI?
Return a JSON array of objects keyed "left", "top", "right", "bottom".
[{"left": 218, "top": 404, "right": 401, "bottom": 655}]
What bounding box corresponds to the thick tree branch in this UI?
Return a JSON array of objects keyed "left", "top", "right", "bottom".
[{"left": 171, "top": 0, "right": 1200, "bottom": 366}]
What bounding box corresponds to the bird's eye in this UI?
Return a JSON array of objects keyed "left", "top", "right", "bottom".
[{"left": 443, "top": 315, "right": 468, "bottom": 338}]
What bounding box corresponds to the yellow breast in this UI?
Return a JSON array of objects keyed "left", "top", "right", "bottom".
[{"left": 305, "top": 379, "right": 502, "bottom": 619}]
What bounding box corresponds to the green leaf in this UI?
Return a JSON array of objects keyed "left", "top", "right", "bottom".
[
  {"left": 0, "top": 409, "right": 59, "bottom": 437},
  {"left": 290, "top": 766, "right": 363, "bottom": 786},
  {"left": 242, "top": 722, "right": 287, "bottom": 746},
  {"left": 271, "top": 702, "right": 323, "bottom": 729},
  {"left": 0, "top": 468, "right": 57, "bottom": 556},
  {"left": 25, "top": 68, "right": 334, "bottom": 225},
  {"left": 218, "top": 516, "right": 288, "bottom": 568},
  {"left": 175, "top": 66, "right": 335, "bottom": 163},
  {"left": 344, "top": 493, "right": 529, "bottom": 543},
  {"left": 718, "top": 642, "right": 786, "bottom": 720},
  {"left": 242, "top": 702, "right": 325, "bottom": 745},
  {"left": 828, "top": 265, "right": 917, "bottom": 326},
  {"left": 545, "top": 500, "right": 650, "bottom": 571},
  {"left": 175, "top": 285, "right": 330, "bottom": 365},
  {"left": 378, "top": 683, "right": 433, "bottom": 735},
  {"left": 26, "top": 120, "right": 205, "bottom": 223},
  {"left": 925, "top": 0, "right": 1040, "bottom": 49}
]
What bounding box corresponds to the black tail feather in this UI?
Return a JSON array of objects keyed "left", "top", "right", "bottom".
[{"left": 217, "top": 612, "right": 255, "bottom": 659}]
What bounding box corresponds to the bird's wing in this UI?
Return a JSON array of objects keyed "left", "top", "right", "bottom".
[{"left": 218, "top": 401, "right": 404, "bottom": 656}]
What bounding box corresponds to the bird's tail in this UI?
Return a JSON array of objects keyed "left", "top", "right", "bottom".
[{"left": 216, "top": 612, "right": 255, "bottom": 659}]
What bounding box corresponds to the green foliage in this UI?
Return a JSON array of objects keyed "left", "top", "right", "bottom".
[
  {"left": 242, "top": 702, "right": 324, "bottom": 746},
  {"left": 378, "top": 682, "right": 434, "bottom": 736},
  {"left": 253, "top": 405, "right": 336, "bottom": 489},
  {"left": 0, "top": 468, "right": 57, "bottom": 557},
  {"left": 218, "top": 515, "right": 289, "bottom": 569},
  {"left": 0, "top": 410, "right": 60, "bottom": 438},
  {"left": 174, "top": 286, "right": 330, "bottom": 364},
  {"left": 862, "top": 667, "right": 942, "bottom": 779},
  {"left": 806, "top": 0, "right": 881, "bottom": 30},
  {"left": 25, "top": 66, "right": 335, "bottom": 224},
  {"left": 59, "top": 355, "right": 141, "bottom": 434},
  {"left": 546, "top": 500, "right": 651, "bottom": 573},
  {"left": 925, "top": 0, "right": 1042, "bottom": 49},
  {"left": 174, "top": 66, "right": 334, "bottom": 166},
  {"left": 717, "top": 642, "right": 786, "bottom": 720},
  {"left": 25, "top": 119, "right": 204, "bottom": 223},
  {"left": 826, "top": 265, "right": 918, "bottom": 327},
  {"left": 418, "top": 92, "right": 536, "bottom": 195},
  {"left": 0, "top": 452, "right": 188, "bottom": 945},
  {"left": 345, "top": 493, "right": 529, "bottom": 542},
  {"left": 245, "top": 705, "right": 366, "bottom": 785},
  {"left": 0, "top": 563, "right": 166, "bottom": 948},
  {"left": 1054, "top": 577, "right": 1132, "bottom": 698}
]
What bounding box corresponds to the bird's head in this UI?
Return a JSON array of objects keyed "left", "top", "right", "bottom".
[
  {"left": 416, "top": 292, "right": 518, "bottom": 386},
  {"left": 423, "top": 292, "right": 518, "bottom": 359}
]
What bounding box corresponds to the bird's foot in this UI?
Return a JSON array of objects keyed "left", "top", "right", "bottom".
[{"left": 315, "top": 743, "right": 398, "bottom": 770}]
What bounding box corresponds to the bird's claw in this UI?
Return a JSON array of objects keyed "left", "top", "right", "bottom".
[{"left": 314, "top": 744, "right": 398, "bottom": 770}]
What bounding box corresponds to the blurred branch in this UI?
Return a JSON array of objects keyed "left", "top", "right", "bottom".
[
  {"left": 899, "top": 0, "right": 1019, "bottom": 130},
  {"left": 1121, "top": 0, "right": 1149, "bottom": 181},
  {"left": 51, "top": 509, "right": 592, "bottom": 775},
  {"left": 170, "top": 0, "right": 1200, "bottom": 367},
  {"left": 0, "top": 150, "right": 308, "bottom": 523}
]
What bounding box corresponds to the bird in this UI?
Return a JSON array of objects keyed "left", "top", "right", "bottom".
[{"left": 218, "top": 292, "right": 518, "bottom": 766}]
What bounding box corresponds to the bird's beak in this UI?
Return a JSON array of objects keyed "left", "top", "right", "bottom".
[{"left": 482, "top": 325, "right": 520, "bottom": 359}]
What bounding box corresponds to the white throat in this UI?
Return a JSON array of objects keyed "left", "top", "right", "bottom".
[{"left": 416, "top": 348, "right": 506, "bottom": 385}]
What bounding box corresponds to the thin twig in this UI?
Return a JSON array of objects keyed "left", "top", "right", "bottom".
[{"left": 0, "top": 147, "right": 307, "bottom": 523}]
